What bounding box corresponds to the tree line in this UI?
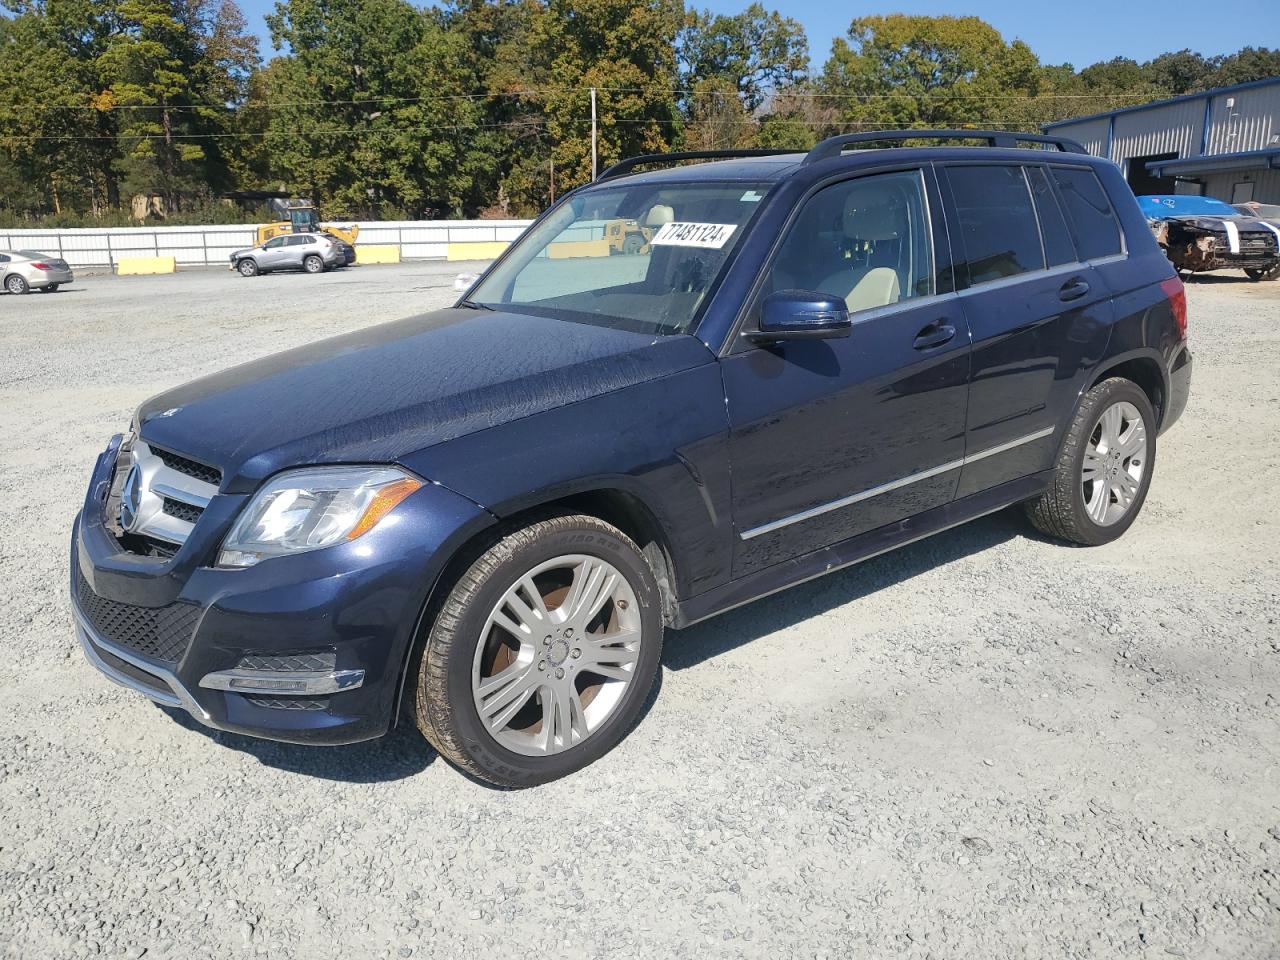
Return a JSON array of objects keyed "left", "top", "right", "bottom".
[{"left": 1, "top": 0, "right": 1277, "bottom": 225}]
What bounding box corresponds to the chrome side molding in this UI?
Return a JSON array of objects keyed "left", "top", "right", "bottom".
[{"left": 740, "top": 425, "right": 1055, "bottom": 540}]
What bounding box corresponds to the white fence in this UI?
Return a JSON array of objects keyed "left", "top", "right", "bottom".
[{"left": 0, "top": 219, "right": 534, "bottom": 269}]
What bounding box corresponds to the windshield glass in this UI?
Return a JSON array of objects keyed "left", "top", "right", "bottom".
[{"left": 467, "top": 180, "right": 773, "bottom": 335}]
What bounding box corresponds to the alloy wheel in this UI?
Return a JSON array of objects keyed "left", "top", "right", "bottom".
[
  {"left": 1082, "top": 400, "right": 1148, "bottom": 526},
  {"left": 471, "top": 554, "right": 643, "bottom": 757}
]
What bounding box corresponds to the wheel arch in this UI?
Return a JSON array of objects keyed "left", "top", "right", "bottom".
[
  {"left": 1087, "top": 351, "right": 1167, "bottom": 427},
  {"left": 391, "top": 482, "right": 682, "bottom": 727}
]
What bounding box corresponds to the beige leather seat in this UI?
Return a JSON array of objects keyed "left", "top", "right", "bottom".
[{"left": 817, "top": 191, "right": 904, "bottom": 312}]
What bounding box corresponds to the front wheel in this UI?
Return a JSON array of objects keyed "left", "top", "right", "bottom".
[
  {"left": 237, "top": 259, "right": 259, "bottom": 278},
  {"left": 414, "top": 515, "right": 663, "bottom": 787},
  {"left": 1025, "top": 377, "right": 1156, "bottom": 546},
  {"left": 303, "top": 255, "right": 324, "bottom": 274}
]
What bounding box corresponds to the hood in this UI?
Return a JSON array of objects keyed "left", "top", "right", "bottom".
[{"left": 136, "top": 308, "right": 713, "bottom": 493}]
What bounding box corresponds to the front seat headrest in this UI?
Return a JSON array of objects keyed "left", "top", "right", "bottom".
[
  {"left": 843, "top": 191, "right": 903, "bottom": 241},
  {"left": 644, "top": 204, "right": 675, "bottom": 227}
]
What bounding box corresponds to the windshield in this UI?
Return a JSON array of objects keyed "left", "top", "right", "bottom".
[
  {"left": 466, "top": 180, "right": 773, "bottom": 335},
  {"left": 1138, "top": 195, "right": 1237, "bottom": 218},
  {"left": 1239, "top": 203, "right": 1280, "bottom": 219}
]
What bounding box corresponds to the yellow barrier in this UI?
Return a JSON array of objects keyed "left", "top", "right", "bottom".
[
  {"left": 355, "top": 244, "right": 400, "bottom": 264},
  {"left": 447, "top": 241, "right": 510, "bottom": 261},
  {"left": 116, "top": 256, "right": 176, "bottom": 276},
  {"left": 548, "top": 239, "right": 611, "bottom": 259}
]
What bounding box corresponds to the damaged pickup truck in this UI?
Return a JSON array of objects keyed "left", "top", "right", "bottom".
[{"left": 1138, "top": 195, "right": 1280, "bottom": 281}]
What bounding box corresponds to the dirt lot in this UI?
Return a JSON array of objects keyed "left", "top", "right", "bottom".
[{"left": 1, "top": 265, "right": 1278, "bottom": 959}]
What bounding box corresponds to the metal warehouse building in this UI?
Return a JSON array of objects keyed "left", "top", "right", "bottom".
[{"left": 1043, "top": 76, "right": 1280, "bottom": 204}]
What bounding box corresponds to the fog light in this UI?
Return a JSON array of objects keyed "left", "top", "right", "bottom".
[{"left": 199, "top": 667, "right": 365, "bottom": 695}]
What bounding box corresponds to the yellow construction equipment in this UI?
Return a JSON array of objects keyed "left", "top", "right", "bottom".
[
  {"left": 256, "top": 199, "right": 359, "bottom": 247},
  {"left": 604, "top": 218, "right": 653, "bottom": 255}
]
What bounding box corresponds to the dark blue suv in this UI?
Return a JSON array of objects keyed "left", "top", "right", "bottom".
[{"left": 71, "top": 131, "right": 1192, "bottom": 786}]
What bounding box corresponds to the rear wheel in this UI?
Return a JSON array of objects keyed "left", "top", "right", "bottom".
[
  {"left": 5, "top": 274, "right": 29, "bottom": 295},
  {"left": 622, "top": 233, "right": 644, "bottom": 255},
  {"left": 1025, "top": 378, "right": 1156, "bottom": 546},
  {"left": 1245, "top": 266, "right": 1280, "bottom": 281},
  {"left": 38, "top": 284, "right": 59, "bottom": 293},
  {"left": 414, "top": 515, "right": 663, "bottom": 787},
  {"left": 237, "top": 258, "right": 259, "bottom": 278},
  {"left": 303, "top": 255, "right": 324, "bottom": 274}
]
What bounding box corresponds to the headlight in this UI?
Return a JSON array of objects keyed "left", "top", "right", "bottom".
[{"left": 219, "top": 466, "right": 422, "bottom": 568}]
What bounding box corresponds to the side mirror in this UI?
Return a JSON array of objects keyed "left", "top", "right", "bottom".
[{"left": 748, "top": 290, "right": 852, "bottom": 342}]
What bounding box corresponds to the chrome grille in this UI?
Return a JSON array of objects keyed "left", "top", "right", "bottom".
[
  {"left": 116, "top": 441, "right": 219, "bottom": 547},
  {"left": 152, "top": 447, "right": 221, "bottom": 486}
]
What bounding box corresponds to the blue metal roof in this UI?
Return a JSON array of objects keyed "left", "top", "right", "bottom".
[
  {"left": 1146, "top": 147, "right": 1280, "bottom": 176},
  {"left": 1042, "top": 75, "right": 1280, "bottom": 131}
]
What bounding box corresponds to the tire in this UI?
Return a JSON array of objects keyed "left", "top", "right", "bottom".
[
  {"left": 38, "top": 284, "right": 59, "bottom": 293},
  {"left": 622, "top": 233, "right": 644, "bottom": 255},
  {"left": 237, "top": 259, "right": 259, "bottom": 278},
  {"left": 303, "top": 255, "right": 324, "bottom": 274},
  {"left": 414, "top": 514, "right": 663, "bottom": 788},
  {"left": 5, "top": 274, "right": 29, "bottom": 295},
  {"left": 1025, "top": 377, "right": 1156, "bottom": 546},
  {"left": 1245, "top": 266, "right": 1280, "bottom": 281},
  {"left": 1245, "top": 269, "right": 1265, "bottom": 281}
]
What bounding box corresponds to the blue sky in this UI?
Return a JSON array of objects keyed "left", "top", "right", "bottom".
[{"left": 242, "top": 0, "right": 1272, "bottom": 70}]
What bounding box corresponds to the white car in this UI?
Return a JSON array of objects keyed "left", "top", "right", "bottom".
[{"left": 1, "top": 250, "right": 74, "bottom": 294}]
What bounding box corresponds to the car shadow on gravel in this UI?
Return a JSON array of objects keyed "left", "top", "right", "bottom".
[
  {"left": 159, "top": 707, "right": 438, "bottom": 783},
  {"left": 665, "top": 508, "right": 1029, "bottom": 670}
]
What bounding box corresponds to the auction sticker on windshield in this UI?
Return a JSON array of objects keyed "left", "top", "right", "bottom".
[{"left": 650, "top": 222, "right": 737, "bottom": 249}]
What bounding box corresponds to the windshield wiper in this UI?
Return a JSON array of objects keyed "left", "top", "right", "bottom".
[{"left": 457, "top": 299, "right": 495, "bottom": 311}]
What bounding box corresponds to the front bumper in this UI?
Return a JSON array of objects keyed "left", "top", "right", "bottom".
[{"left": 71, "top": 435, "right": 493, "bottom": 745}]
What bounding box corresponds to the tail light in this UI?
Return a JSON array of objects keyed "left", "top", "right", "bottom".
[
  {"left": 1160, "top": 276, "right": 1187, "bottom": 340},
  {"left": 30, "top": 262, "right": 50, "bottom": 271}
]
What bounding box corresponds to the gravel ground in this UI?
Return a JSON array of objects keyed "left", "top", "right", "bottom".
[{"left": 1, "top": 264, "right": 1278, "bottom": 959}]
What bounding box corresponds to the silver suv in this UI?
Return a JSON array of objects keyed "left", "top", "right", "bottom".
[{"left": 230, "top": 233, "right": 356, "bottom": 277}]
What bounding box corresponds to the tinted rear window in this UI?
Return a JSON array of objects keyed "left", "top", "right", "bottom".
[
  {"left": 1026, "top": 167, "right": 1077, "bottom": 267},
  {"left": 1052, "top": 167, "right": 1123, "bottom": 260},
  {"left": 946, "top": 165, "right": 1045, "bottom": 284}
]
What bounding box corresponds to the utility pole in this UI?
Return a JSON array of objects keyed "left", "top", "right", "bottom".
[{"left": 590, "top": 87, "right": 598, "bottom": 181}]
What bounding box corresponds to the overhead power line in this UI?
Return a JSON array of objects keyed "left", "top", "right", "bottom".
[
  {"left": 5, "top": 86, "right": 1163, "bottom": 113},
  {"left": 9, "top": 117, "right": 1059, "bottom": 143}
]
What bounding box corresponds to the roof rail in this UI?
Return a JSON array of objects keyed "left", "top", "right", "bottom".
[
  {"left": 597, "top": 149, "right": 798, "bottom": 182},
  {"left": 803, "top": 129, "right": 1089, "bottom": 164}
]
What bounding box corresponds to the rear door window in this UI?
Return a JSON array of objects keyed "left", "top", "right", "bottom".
[
  {"left": 1051, "top": 166, "right": 1123, "bottom": 260},
  {"left": 945, "top": 165, "right": 1045, "bottom": 284},
  {"left": 1026, "top": 166, "right": 1077, "bottom": 267}
]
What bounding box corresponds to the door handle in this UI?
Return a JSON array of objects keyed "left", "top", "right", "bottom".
[
  {"left": 1059, "top": 277, "right": 1091, "bottom": 302},
  {"left": 913, "top": 321, "right": 956, "bottom": 350}
]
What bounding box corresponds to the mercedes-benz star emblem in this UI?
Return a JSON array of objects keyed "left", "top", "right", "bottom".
[{"left": 120, "top": 464, "right": 143, "bottom": 532}]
